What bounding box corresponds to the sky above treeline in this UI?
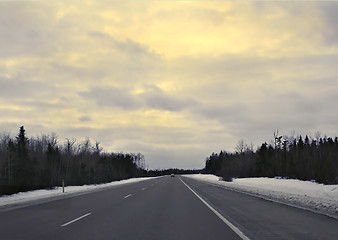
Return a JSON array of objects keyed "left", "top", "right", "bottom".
[{"left": 1, "top": 1, "right": 338, "bottom": 169}]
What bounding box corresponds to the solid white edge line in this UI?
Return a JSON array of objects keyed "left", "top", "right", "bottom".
[
  {"left": 61, "top": 212, "right": 92, "bottom": 227},
  {"left": 179, "top": 178, "right": 251, "bottom": 240},
  {"left": 124, "top": 194, "right": 132, "bottom": 199}
]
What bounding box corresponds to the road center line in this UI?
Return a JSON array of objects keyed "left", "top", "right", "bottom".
[
  {"left": 179, "top": 178, "right": 251, "bottom": 240},
  {"left": 124, "top": 194, "right": 132, "bottom": 199},
  {"left": 141, "top": 188, "right": 146, "bottom": 190},
  {"left": 61, "top": 213, "right": 92, "bottom": 227}
]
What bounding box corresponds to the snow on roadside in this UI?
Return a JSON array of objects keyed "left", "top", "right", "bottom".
[
  {"left": 0, "top": 177, "right": 159, "bottom": 207},
  {"left": 183, "top": 174, "right": 338, "bottom": 219}
]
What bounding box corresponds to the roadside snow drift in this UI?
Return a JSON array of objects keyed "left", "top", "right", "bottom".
[
  {"left": 183, "top": 174, "right": 338, "bottom": 219},
  {"left": 0, "top": 177, "right": 158, "bottom": 208}
]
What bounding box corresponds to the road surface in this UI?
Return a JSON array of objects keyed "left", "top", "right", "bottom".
[
  {"left": 182, "top": 177, "right": 338, "bottom": 240},
  {"left": 0, "top": 176, "right": 337, "bottom": 240}
]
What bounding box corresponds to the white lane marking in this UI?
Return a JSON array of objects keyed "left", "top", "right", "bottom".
[
  {"left": 124, "top": 194, "right": 132, "bottom": 199},
  {"left": 61, "top": 212, "right": 92, "bottom": 227},
  {"left": 179, "top": 178, "right": 251, "bottom": 240},
  {"left": 141, "top": 188, "right": 146, "bottom": 190}
]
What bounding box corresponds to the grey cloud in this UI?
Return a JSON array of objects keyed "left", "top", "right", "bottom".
[
  {"left": 0, "top": 77, "right": 49, "bottom": 100},
  {"left": 80, "top": 85, "right": 199, "bottom": 112},
  {"left": 174, "top": 52, "right": 338, "bottom": 82},
  {"left": 140, "top": 85, "right": 199, "bottom": 112},
  {"left": 194, "top": 103, "right": 250, "bottom": 123},
  {"left": 88, "top": 31, "right": 160, "bottom": 58},
  {"left": 299, "top": 76, "right": 338, "bottom": 88},
  {"left": 0, "top": 76, "right": 68, "bottom": 113},
  {"left": 88, "top": 31, "right": 111, "bottom": 40},
  {"left": 0, "top": 109, "right": 27, "bottom": 120},
  {"left": 294, "top": 54, "right": 338, "bottom": 71},
  {"left": 47, "top": 62, "right": 108, "bottom": 83},
  {"left": 39, "top": 32, "right": 165, "bottom": 85},
  {"left": 191, "top": 84, "right": 338, "bottom": 149},
  {"left": 80, "top": 87, "right": 140, "bottom": 110},
  {"left": 154, "top": 6, "right": 231, "bottom": 27},
  {"left": 113, "top": 39, "right": 154, "bottom": 57},
  {"left": 143, "top": 89, "right": 198, "bottom": 112},
  {"left": 18, "top": 99, "right": 67, "bottom": 110},
  {"left": 318, "top": 2, "right": 338, "bottom": 46},
  {"left": 172, "top": 54, "right": 273, "bottom": 85},
  {"left": 251, "top": 2, "right": 303, "bottom": 16},
  {"left": 0, "top": 4, "right": 162, "bottom": 61},
  {"left": 78, "top": 116, "right": 92, "bottom": 122},
  {"left": 0, "top": 3, "right": 59, "bottom": 58},
  {"left": 171, "top": 53, "right": 338, "bottom": 111}
]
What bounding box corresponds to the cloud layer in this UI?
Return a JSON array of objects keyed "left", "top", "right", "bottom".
[{"left": 1, "top": 2, "right": 338, "bottom": 169}]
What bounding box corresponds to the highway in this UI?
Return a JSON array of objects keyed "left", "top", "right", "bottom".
[{"left": 0, "top": 176, "right": 337, "bottom": 240}]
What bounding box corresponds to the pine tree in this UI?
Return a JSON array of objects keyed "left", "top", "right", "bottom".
[{"left": 14, "top": 126, "right": 32, "bottom": 191}]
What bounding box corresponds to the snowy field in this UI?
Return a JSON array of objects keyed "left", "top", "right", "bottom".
[
  {"left": 183, "top": 174, "right": 338, "bottom": 219},
  {"left": 0, "top": 177, "right": 159, "bottom": 208}
]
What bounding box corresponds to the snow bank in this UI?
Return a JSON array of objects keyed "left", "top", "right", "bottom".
[
  {"left": 0, "top": 177, "right": 158, "bottom": 208},
  {"left": 183, "top": 174, "right": 338, "bottom": 219}
]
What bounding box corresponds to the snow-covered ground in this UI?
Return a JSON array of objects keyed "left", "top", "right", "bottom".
[
  {"left": 183, "top": 174, "right": 338, "bottom": 219},
  {"left": 0, "top": 177, "right": 159, "bottom": 208}
]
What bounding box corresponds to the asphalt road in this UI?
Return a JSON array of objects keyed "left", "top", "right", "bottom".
[
  {"left": 182, "top": 177, "right": 338, "bottom": 240},
  {"left": 0, "top": 176, "right": 337, "bottom": 240}
]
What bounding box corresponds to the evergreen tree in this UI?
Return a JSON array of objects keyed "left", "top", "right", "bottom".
[
  {"left": 16, "top": 126, "right": 28, "bottom": 159},
  {"left": 204, "top": 132, "right": 338, "bottom": 184},
  {"left": 13, "top": 126, "right": 33, "bottom": 192}
]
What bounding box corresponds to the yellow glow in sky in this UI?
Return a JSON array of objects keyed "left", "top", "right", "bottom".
[{"left": 1, "top": 1, "right": 338, "bottom": 169}]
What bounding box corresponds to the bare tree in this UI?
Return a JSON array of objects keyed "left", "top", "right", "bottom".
[
  {"left": 235, "top": 139, "right": 245, "bottom": 154},
  {"left": 93, "top": 141, "right": 102, "bottom": 155},
  {"left": 274, "top": 130, "right": 282, "bottom": 149},
  {"left": 315, "top": 131, "right": 321, "bottom": 144}
]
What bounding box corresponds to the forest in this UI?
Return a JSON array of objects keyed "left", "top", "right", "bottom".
[
  {"left": 0, "top": 126, "right": 202, "bottom": 196},
  {"left": 0, "top": 126, "right": 147, "bottom": 196},
  {"left": 2, "top": 126, "right": 337, "bottom": 197},
  {"left": 204, "top": 132, "right": 338, "bottom": 184}
]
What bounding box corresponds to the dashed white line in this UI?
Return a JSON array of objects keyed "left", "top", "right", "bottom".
[
  {"left": 61, "top": 212, "right": 92, "bottom": 227},
  {"left": 179, "top": 178, "right": 251, "bottom": 240},
  {"left": 141, "top": 188, "right": 146, "bottom": 190},
  {"left": 124, "top": 194, "right": 132, "bottom": 199}
]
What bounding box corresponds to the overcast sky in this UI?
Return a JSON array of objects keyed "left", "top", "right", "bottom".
[{"left": 1, "top": 1, "right": 338, "bottom": 169}]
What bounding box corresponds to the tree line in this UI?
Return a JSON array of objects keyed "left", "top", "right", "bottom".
[
  {"left": 147, "top": 168, "right": 202, "bottom": 176},
  {"left": 204, "top": 132, "right": 338, "bottom": 184},
  {"left": 0, "top": 126, "right": 147, "bottom": 196}
]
